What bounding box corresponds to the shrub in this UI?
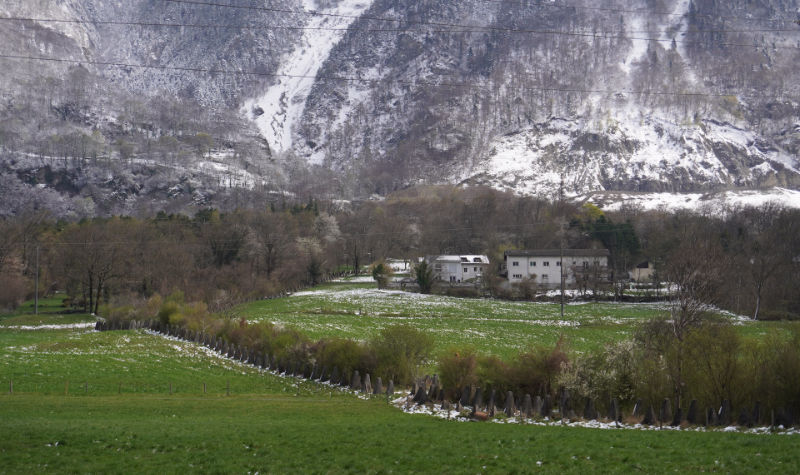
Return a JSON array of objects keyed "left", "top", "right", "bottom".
[
  {"left": 746, "top": 328, "right": 800, "bottom": 415},
  {"left": 269, "top": 326, "right": 310, "bottom": 365},
  {"left": 443, "top": 287, "right": 481, "bottom": 298},
  {"left": 476, "top": 354, "right": 509, "bottom": 402},
  {"left": 438, "top": 347, "right": 479, "bottom": 399},
  {"left": 757, "top": 310, "right": 800, "bottom": 321},
  {"left": 370, "top": 260, "right": 393, "bottom": 289},
  {"left": 559, "top": 340, "right": 636, "bottom": 406},
  {"left": 412, "top": 261, "right": 434, "bottom": 294},
  {"left": 682, "top": 321, "right": 744, "bottom": 409},
  {"left": 157, "top": 291, "right": 185, "bottom": 325},
  {"left": 102, "top": 294, "right": 163, "bottom": 324},
  {"left": 507, "top": 340, "right": 569, "bottom": 399},
  {"left": 370, "top": 324, "right": 434, "bottom": 385},
  {"left": 514, "top": 277, "right": 538, "bottom": 300},
  {"left": 0, "top": 273, "right": 29, "bottom": 311},
  {"left": 314, "top": 337, "right": 372, "bottom": 377}
]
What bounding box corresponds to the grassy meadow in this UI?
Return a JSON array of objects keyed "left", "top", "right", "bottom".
[
  {"left": 2, "top": 287, "right": 800, "bottom": 473},
  {"left": 0, "top": 296, "right": 94, "bottom": 327},
  {"left": 234, "top": 280, "right": 786, "bottom": 358}
]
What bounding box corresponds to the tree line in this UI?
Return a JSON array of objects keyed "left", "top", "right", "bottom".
[{"left": 0, "top": 186, "right": 799, "bottom": 321}]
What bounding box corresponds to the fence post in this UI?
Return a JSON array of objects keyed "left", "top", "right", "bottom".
[{"left": 203, "top": 382, "right": 206, "bottom": 394}]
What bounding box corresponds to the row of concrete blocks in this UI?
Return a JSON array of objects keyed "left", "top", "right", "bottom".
[{"left": 409, "top": 381, "right": 796, "bottom": 428}]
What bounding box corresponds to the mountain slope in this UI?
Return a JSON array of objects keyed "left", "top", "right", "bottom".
[{"left": 0, "top": 0, "right": 799, "bottom": 215}]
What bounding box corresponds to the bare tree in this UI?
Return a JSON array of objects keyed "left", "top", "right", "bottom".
[{"left": 664, "top": 233, "right": 723, "bottom": 341}]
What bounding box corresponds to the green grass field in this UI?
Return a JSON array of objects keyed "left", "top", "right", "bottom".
[
  {"left": 234, "top": 282, "right": 792, "bottom": 358},
  {"left": 0, "top": 296, "right": 94, "bottom": 327},
  {"left": 2, "top": 289, "right": 800, "bottom": 473},
  {"left": 2, "top": 325, "right": 799, "bottom": 473}
]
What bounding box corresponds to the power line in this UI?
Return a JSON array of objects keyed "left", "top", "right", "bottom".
[
  {"left": 0, "top": 53, "right": 780, "bottom": 99},
  {"left": 147, "top": 2, "right": 800, "bottom": 51},
  {"left": 477, "top": 0, "right": 800, "bottom": 26},
  {"left": 3, "top": 15, "right": 798, "bottom": 37},
  {"left": 166, "top": 0, "right": 800, "bottom": 27}
]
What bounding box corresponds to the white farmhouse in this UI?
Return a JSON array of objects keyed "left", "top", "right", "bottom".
[
  {"left": 425, "top": 255, "right": 490, "bottom": 283},
  {"left": 503, "top": 249, "right": 610, "bottom": 287}
]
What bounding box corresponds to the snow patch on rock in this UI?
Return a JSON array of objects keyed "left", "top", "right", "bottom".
[{"left": 244, "top": 0, "right": 375, "bottom": 161}]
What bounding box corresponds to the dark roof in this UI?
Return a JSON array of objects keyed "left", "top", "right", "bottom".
[{"left": 504, "top": 249, "right": 610, "bottom": 258}]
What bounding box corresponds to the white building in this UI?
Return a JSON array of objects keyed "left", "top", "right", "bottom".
[
  {"left": 385, "top": 258, "right": 416, "bottom": 273},
  {"left": 426, "top": 255, "right": 490, "bottom": 283},
  {"left": 504, "top": 249, "right": 610, "bottom": 287}
]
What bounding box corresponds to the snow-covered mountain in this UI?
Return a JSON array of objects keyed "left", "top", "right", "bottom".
[{"left": 1, "top": 0, "right": 799, "bottom": 215}]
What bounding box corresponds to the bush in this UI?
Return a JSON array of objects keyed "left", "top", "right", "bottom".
[
  {"left": 514, "top": 277, "right": 538, "bottom": 300},
  {"left": 438, "top": 347, "right": 479, "bottom": 399},
  {"left": 507, "top": 340, "right": 569, "bottom": 399},
  {"left": 101, "top": 294, "right": 163, "bottom": 324},
  {"left": 559, "top": 341, "right": 636, "bottom": 406},
  {"left": 682, "top": 321, "right": 744, "bottom": 409},
  {"left": 268, "top": 326, "right": 311, "bottom": 366},
  {"left": 746, "top": 329, "right": 800, "bottom": 415},
  {"left": 370, "top": 260, "right": 393, "bottom": 289},
  {"left": 0, "top": 273, "right": 29, "bottom": 311},
  {"left": 413, "top": 261, "right": 434, "bottom": 294},
  {"left": 370, "top": 324, "right": 434, "bottom": 385},
  {"left": 757, "top": 310, "right": 800, "bottom": 321},
  {"left": 475, "top": 354, "right": 509, "bottom": 402},
  {"left": 314, "top": 338, "right": 372, "bottom": 377},
  {"left": 443, "top": 287, "right": 481, "bottom": 298}
]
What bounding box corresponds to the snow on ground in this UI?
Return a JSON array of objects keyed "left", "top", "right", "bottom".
[
  {"left": 619, "top": 17, "right": 648, "bottom": 75},
  {"left": 244, "top": 0, "right": 374, "bottom": 161},
  {"left": 331, "top": 276, "right": 378, "bottom": 283},
  {"left": 467, "top": 110, "right": 800, "bottom": 211},
  {"left": 392, "top": 396, "right": 799, "bottom": 435},
  {"left": 1, "top": 322, "right": 96, "bottom": 330},
  {"left": 597, "top": 187, "right": 800, "bottom": 212},
  {"left": 291, "top": 287, "right": 440, "bottom": 301}
]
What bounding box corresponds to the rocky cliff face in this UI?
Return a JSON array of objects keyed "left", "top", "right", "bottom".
[
  {"left": 293, "top": 0, "right": 800, "bottom": 196},
  {"left": 1, "top": 0, "right": 799, "bottom": 215}
]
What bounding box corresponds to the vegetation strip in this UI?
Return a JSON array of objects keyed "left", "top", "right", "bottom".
[{"left": 96, "top": 288, "right": 800, "bottom": 433}]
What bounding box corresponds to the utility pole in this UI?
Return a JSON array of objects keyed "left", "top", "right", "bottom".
[
  {"left": 560, "top": 222, "right": 565, "bottom": 319},
  {"left": 557, "top": 171, "right": 567, "bottom": 319},
  {"left": 35, "top": 245, "right": 39, "bottom": 315}
]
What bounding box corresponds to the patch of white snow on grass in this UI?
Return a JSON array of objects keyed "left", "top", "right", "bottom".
[
  {"left": 2, "top": 322, "right": 96, "bottom": 331},
  {"left": 392, "top": 398, "right": 799, "bottom": 434}
]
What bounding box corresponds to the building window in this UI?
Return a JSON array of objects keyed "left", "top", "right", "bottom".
[
  {"left": 463, "top": 267, "right": 469, "bottom": 273},
  {"left": 512, "top": 261, "right": 519, "bottom": 267},
  {"left": 474, "top": 267, "right": 478, "bottom": 272},
  {"left": 542, "top": 275, "right": 549, "bottom": 282},
  {"left": 556, "top": 261, "right": 561, "bottom": 267},
  {"left": 530, "top": 261, "right": 536, "bottom": 267},
  {"left": 582, "top": 261, "right": 589, "bottom": 268},
  {"left": 543, "top": 261, "right": 550, "bottom": 267},
  {"left": 513, "top": 274, "right": 523, "bottom": 279}
]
